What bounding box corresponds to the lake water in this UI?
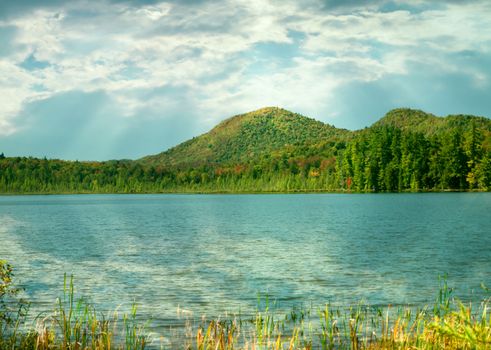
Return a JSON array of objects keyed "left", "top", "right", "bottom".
[{"left": 1, "top": 193, "right": 490, "bottom": 336}]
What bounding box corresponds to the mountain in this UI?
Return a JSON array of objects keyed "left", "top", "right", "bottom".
[
  {"left": 1, "top": 107, "right": 490, "bottom": 193},
  {"left": 373, "top": 108, "right": 491, "bottom": 137},
  {"left": 141, "top": 107, "right": 349, "bottom": 168},
  {"left": 142, "top": 107, "right": 491, "bottom": 169}
]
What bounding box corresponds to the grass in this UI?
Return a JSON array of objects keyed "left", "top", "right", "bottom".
[
  {"left": 1, "top": 264, "right": 490, "bottom": 349},
  {"left": 1, "top": 267, "right": 146, "bottom": 350},
  {"left": 33, "top": 274, "right": 147, "bottom": 350},
  {"left": 191, "top": 283, "right": 491, "bottom": 350}
]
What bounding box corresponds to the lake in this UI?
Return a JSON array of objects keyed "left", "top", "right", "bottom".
[{"left": 1, "top": 193, "right": 490, "bottom": 337}]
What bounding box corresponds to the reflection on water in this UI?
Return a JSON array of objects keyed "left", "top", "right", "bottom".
[{"left": 0, "top": 193, "right": 490, "bottom": 330}]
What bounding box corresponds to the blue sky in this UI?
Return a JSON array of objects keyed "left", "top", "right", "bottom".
[{"left": 1, "top": 0, "right": 491, "bottom": 160}]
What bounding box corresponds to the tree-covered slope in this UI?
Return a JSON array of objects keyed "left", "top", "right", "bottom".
[
  {"left": 141, "top": 107, "right": 349, "bottom": 168},
  {"left": 332, "top": 108, "right": 491, "bottom": 191},
  {"left": 373, "top": 108, "right": 491, "bottom": 137}
]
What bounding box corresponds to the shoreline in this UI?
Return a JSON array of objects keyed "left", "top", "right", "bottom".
[{"left": 0, "top": 188, "right": 488, "bottom": 196}]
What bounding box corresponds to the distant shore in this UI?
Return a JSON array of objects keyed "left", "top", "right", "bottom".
[{"left": 0, "top": 188, "right": 487, "bottom": 195}]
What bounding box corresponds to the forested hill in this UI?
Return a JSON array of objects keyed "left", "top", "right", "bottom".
[
  {"left": 373, "top": 108, "right": 491, "bottom": 136},
  {"left": 1, "top": 107, "right": 490, "bottom": 193},
  {"left": 141, "top": 107, "right": 350, "bottom": 168}
]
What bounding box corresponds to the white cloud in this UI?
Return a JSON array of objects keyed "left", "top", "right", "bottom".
[
  {"left": 136, "top": 3, "right": 171, "bottom": 21},
  {"left": 1, "top": 0, "right": 490, "bottom": 136}
]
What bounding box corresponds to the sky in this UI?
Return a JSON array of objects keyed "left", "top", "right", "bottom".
[{"left": 1, "top": 0, "right": 491, "bottom": 160}]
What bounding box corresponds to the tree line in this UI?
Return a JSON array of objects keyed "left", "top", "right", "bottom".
[{"left": 0, "top": 124, "right": 490, "bottom": 193}]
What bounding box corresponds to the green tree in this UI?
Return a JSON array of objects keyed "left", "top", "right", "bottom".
[
  {"left": 0, "top": 260, "right": 29, "bottom": 345},
  {"left": 463, "top": 121, "right": 483, "bottom": 189}
]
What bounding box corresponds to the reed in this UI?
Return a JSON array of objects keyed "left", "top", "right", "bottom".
[
  {"left": 16, "top": 274, "right": 147, "bottom": 350},
  {"left": 1, "top": 268, "right": 490, "bottom": 349},
  {"left": 187, "top": 279, "right": 491, "bottom": 350}
]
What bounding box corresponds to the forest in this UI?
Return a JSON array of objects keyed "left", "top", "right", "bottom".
[{"left": 1, "top": 108, "right": 490, "bottom": 193}]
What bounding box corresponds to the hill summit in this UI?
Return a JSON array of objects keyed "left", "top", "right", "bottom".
[
  {"left": 141, "top": 107, "right": 348, "bottom": 167},
  {"left": 374, "top": 108, "right": 491, "bottom": 136}
]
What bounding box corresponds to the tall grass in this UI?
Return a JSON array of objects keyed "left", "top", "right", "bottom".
[
  {"left": 1, "top": 269, "right": 490, "bottom": 349},
  {"left": 191, "top": 279, "right": 491, "bottom": 350},
  {"left": 1, "top": 273, "right": 147, "bottom": 350}
]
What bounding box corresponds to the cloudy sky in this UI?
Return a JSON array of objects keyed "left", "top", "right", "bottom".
[{"left": 1, "top": 0, "right": 491, "bottom": 160}]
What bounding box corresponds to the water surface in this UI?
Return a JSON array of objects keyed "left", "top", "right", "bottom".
[{"left": 0, "top": 193, "right": 490, "bottom": 329}]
